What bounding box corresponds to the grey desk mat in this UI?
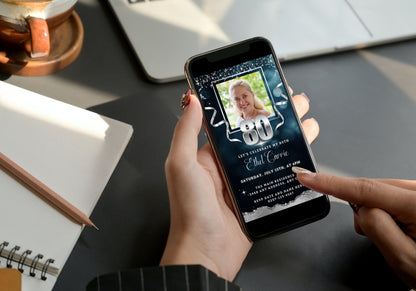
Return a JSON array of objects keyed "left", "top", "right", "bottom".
[{"left": 54, "top": 95, "right": 408, "bottom": 291}]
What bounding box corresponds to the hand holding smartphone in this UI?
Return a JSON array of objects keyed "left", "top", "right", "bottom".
[{"left": 185, "top": 37, "right": 329, "bottom": 240}]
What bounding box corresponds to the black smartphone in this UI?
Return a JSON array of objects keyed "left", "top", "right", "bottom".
[{"left": 185, "top": 37, "right": 329, "bottom": 240}]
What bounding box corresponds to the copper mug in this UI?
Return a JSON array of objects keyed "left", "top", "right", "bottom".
[{"left": 0, "top": 0, "right": 77, "bottom": 58}]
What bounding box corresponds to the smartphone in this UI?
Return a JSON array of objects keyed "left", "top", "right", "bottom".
[{"left": 185, "top": 37, "right": 329, "bottom": 240}]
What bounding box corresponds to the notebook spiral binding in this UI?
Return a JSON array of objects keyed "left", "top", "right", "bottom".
[{"left": 0, "top": 241, "right": 59, "bottom": 280}]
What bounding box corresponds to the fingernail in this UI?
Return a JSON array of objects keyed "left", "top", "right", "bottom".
[
  {"left": 292, "top": 166, "right": 316, "bottom": 176},
  {"left": 181, "top": 89, "right": 191, "bottom": 109},
  {"left": 300, "top": 92, "right": 310, "bottom": 103}
]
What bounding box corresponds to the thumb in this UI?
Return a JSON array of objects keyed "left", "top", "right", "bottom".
[{"left": 168, "top": 93, "right": 203, "bottom": 160}]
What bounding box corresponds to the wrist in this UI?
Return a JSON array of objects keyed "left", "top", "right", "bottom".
[{"left": 160, "top": 233, "right": 223, "bottom": 279}]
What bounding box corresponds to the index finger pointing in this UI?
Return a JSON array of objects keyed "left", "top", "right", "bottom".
[{"left": 297, "top": 172, "right": 416, "bottom": 216}]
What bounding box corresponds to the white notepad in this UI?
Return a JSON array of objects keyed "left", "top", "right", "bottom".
[{"left": 0, "top": 81, "right": 133, "bottom": 291}]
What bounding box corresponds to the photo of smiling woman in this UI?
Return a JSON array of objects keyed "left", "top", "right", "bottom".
[{"left": 230, "top": 79, "right": 271, "bottom": 128}]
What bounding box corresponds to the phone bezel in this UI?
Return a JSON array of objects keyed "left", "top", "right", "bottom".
[{"left": 185, "top": 37, "right": 330, "bottom": 240}]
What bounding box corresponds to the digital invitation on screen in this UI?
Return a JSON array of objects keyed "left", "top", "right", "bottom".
[{"left": 194, "top": 54, "right": 323, "bottom": 223}]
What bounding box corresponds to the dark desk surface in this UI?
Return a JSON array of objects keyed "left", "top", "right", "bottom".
[{"left": 3, "top": 0, "right": 416, "bottom": 290}]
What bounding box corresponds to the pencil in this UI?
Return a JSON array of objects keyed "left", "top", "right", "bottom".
[{"left": 0, "top": 151, "right": 98, "bottom": 230}]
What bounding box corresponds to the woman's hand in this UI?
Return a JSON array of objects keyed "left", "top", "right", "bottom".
[
  {"left": 161, "top": 91, "right": 318, "bottom": 281},
  {"left": 295, "top": 171, "right": 416, "bottom": 288}
]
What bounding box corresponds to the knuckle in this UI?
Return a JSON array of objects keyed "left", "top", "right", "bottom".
[
  {"left": 293, "top": 94, "right": 309, "bottom": 114},
  {"left": 357, "top": 208, "right": 380, "bottom": 230},
  {"left": 164, "top": 154, "right": 180, "bottom": 173},
  {"left": 322, "top": 174, "right": 338, "bottom": 190},
  {"left": 354, "top": 178, "right": 377, "bottom": 202},
  {"left": 165, "top": 152, "right": 194, "bottom": 177}
]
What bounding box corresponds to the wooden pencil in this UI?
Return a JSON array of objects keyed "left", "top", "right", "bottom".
[{"left": 0, "top": 151, "right": 97, "bottom": 229}]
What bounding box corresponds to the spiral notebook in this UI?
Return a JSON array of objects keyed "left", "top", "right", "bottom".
[{"left": 0, "top": 81, "right": 133, "bottom": 290}]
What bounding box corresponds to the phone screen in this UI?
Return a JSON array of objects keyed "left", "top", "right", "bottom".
[{"left": 186, "top": 38, "right": 328, "bottom": 239}]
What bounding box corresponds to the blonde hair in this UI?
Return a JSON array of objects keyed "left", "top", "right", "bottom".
[{"left": 229, "top": 79, "right": 266, "bottom": 115}]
